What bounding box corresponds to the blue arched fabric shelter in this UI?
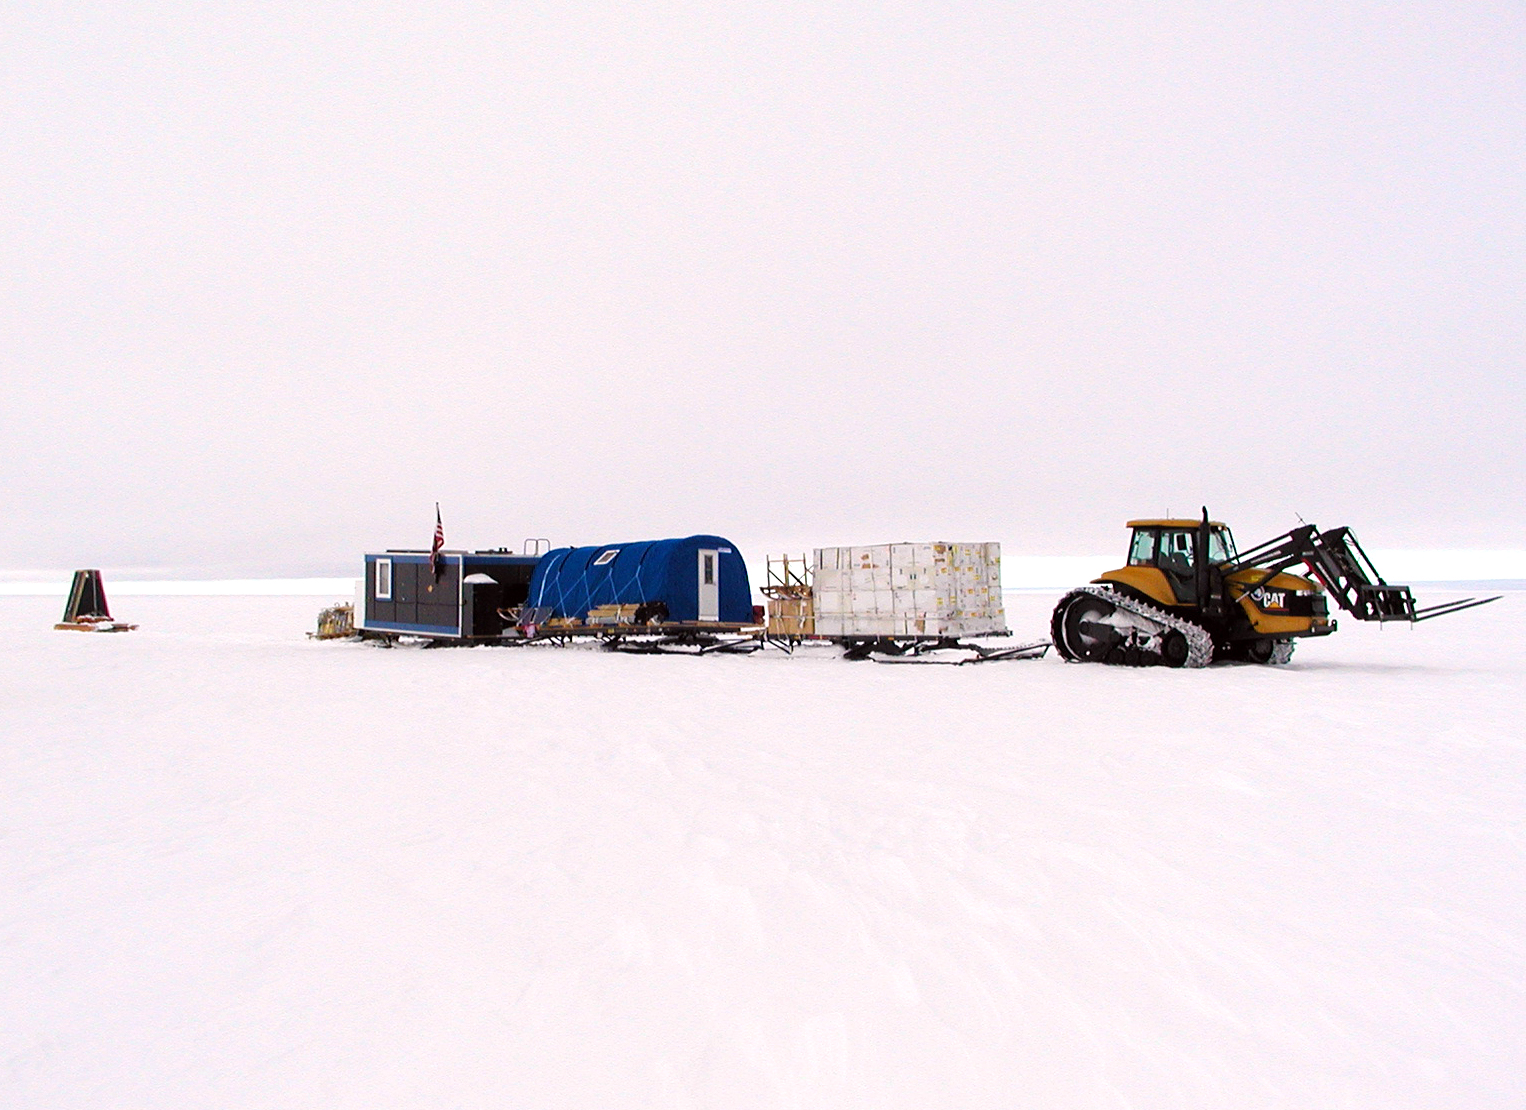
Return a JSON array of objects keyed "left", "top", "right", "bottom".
[{"left": 525, "top": 535, "right": 752, "bottom": 623}]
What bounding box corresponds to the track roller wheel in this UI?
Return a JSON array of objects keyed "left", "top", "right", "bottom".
[
  {"left": 1160, "top": 630, "right": 1190, "bottom": 668},
  {"left": 1243, "top": 638, "right": 1296, "bottom": 665}
]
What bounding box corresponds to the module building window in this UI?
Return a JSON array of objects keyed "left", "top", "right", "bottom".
[
  {"left": 593, "top": 549, "right": 620, "bottom": 567},
  {"left": 375, "top": 558, "right": 392, "bottom": 599},
  {"left": 703, "top": 554, "right": 715, "bottom": 585}
]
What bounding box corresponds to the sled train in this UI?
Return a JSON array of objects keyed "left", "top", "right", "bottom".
[{"left": 347, "top": 512, "right": 1498, "bottom": 665}]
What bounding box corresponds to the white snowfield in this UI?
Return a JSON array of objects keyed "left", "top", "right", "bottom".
[{"left": 3, "top": 591, "right": 1523, "bottom": 1109}]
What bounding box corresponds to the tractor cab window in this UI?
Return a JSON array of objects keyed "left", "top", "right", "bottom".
[
  {"left": 1208, "top": 528, "right": 1235, "bottom": 564},
  {"left": 1128, "top": 529, "right": 1158, "bottom": 566},
  {"left": 1160, "top": 530, "right": 1195, "bottom": 569}
]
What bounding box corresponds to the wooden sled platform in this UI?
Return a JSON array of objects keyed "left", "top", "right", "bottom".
[
  {"left": 55, "top": 618, "right": 138, "bottom": 633},
  {"left": 516, "top": 621, "right": 765, "bottom": 655}
]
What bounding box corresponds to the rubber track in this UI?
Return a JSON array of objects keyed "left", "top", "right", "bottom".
[{"left": 1056, "top": 585, "right": 1215, "bottom": 669}]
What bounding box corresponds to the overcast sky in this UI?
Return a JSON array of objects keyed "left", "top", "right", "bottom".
[{"left": 3, "top": 1, "right": 1522, "bottom": 578}]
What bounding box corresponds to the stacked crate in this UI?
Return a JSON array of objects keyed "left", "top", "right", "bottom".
[
  {"left": 763, "top": 554, "right": 815, "bottom": 637},
  {"left": 765, "top": 588, "right": 814, "bottom": 637},
  {"left": 811, "top": 543, "right": 1006, "bottom": 638}
]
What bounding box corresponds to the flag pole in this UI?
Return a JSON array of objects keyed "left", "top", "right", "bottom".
[{"left": 431, "top": 502, "right": 445, "bottom": 578}]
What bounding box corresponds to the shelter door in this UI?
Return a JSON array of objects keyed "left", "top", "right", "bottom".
[{"left": 697, "top": 549, "right": 720, "bottom": 621}]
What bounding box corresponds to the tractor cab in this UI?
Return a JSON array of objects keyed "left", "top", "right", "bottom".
[
  {"left": 1107, "top": 519, "right": 1237, "bottom": 607},
  {"left": 1126, "top": 519, "right": 1235, "bottom": 572}
]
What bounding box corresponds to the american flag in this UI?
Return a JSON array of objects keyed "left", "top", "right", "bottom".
[{"left": 430, "top": 504, "right": 444, "bottom": 577}]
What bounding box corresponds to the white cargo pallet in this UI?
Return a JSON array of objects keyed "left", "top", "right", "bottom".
[{"left": 810, "top": 542, "right": 1006, "bottom": 639}]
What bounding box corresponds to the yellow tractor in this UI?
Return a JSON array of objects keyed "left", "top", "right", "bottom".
[{"left": 1051, "top": 510, "right": 1498, "bottom": 667}]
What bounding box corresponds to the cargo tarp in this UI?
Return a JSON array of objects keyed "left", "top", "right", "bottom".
[{"left": 525, "top": 535, "right": 752, "bottom": 623}]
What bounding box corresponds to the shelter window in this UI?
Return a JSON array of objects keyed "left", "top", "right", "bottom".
[
  {"left": 703, "top": 554, "right": 715, "bottom": 585},
  {"left": 375, "top": 559, "right": 392, "bottom": 599},
  {"left": 593, "top": 549, "right": 619, "bottom": 567},
  {"left": 1128, "top": 529, "right": 1158, "bottom": 567}
]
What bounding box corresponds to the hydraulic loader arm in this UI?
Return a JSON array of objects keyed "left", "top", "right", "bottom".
[{"left": 1226, "top": 523, "right": 1499, "bottom": 623}]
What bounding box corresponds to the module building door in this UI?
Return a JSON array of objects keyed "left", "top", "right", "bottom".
[{"left": 697, "top": 548, "right": 719, "bottom": 621}]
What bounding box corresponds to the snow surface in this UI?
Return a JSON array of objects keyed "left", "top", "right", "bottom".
[{"left": 3, "top": 591, "right": 1523, "bottom": 1109}]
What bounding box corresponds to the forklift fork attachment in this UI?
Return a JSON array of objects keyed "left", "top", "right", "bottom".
[{"left": 1412, "top": 596, "right": 1502, "bottom": 622}]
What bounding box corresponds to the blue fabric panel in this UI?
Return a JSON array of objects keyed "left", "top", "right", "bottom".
[
  {"left": 714, "top": 545, "right": 752, "bottom": 622},
  {"left": 525, "top": 535, "right": 752, "bottom": 622}
]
